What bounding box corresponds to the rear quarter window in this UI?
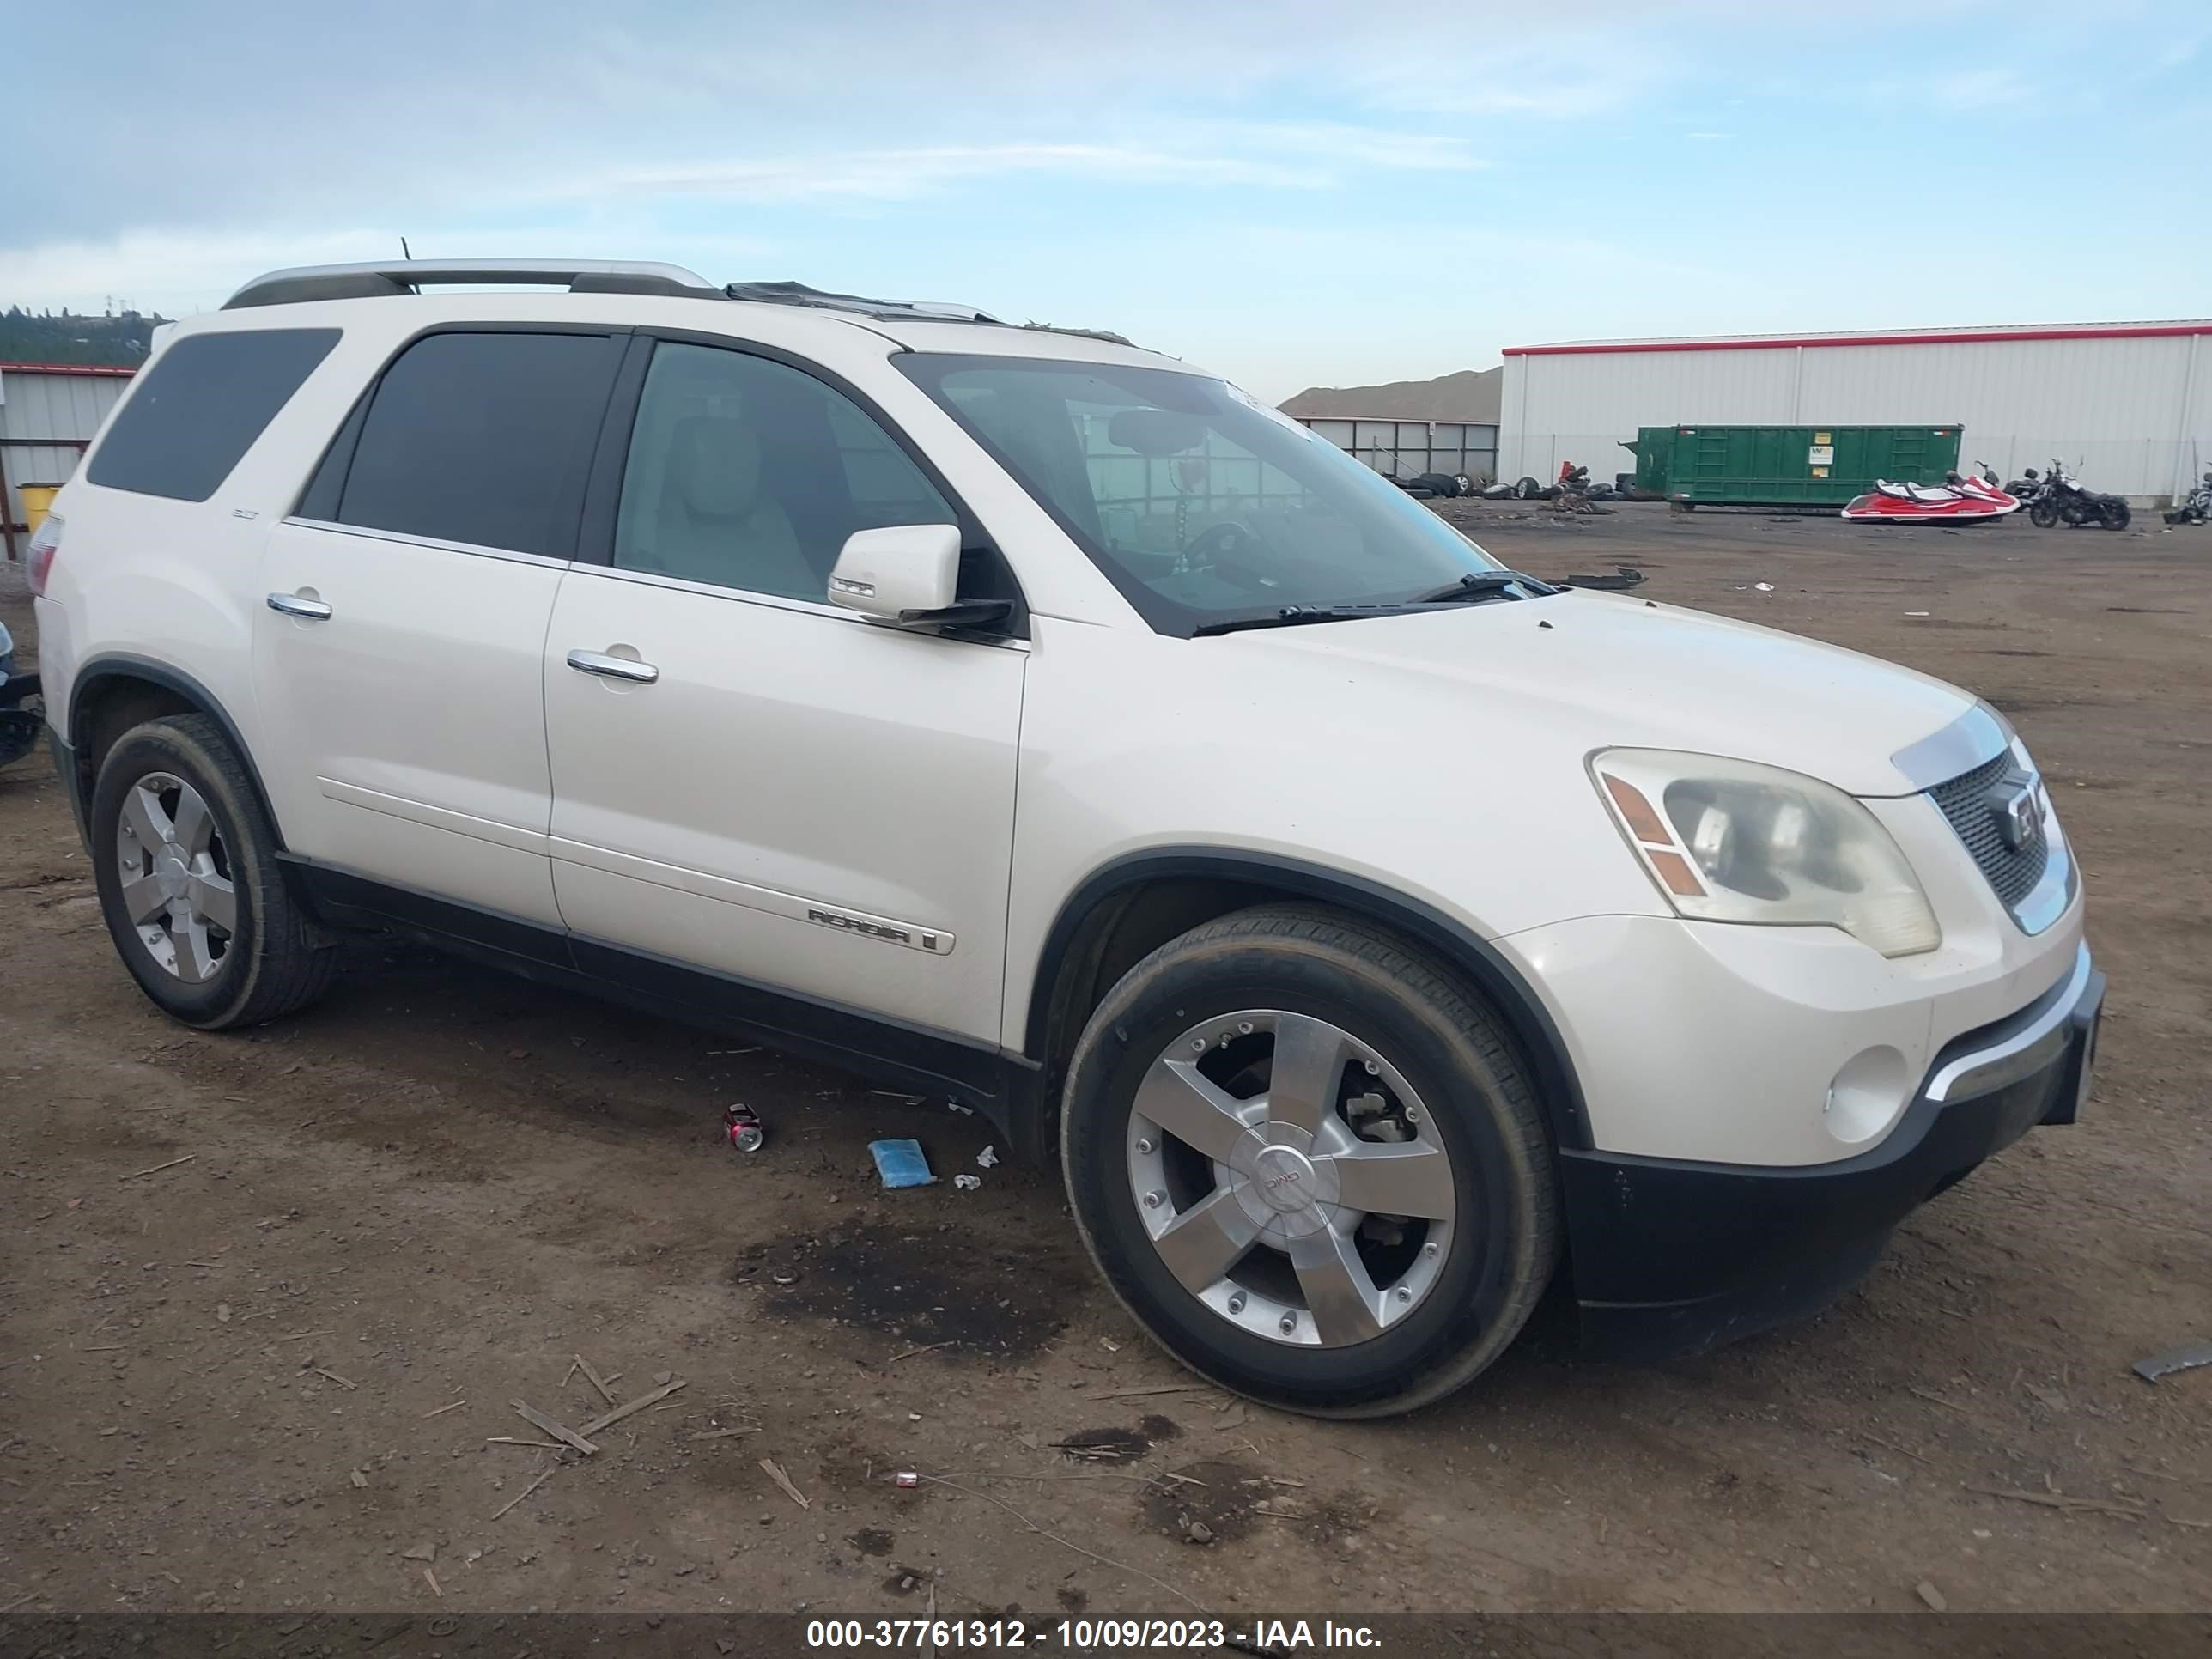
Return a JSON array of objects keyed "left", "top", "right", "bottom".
[{"left": 84, "top": 327, "right": 340, "bottom": 501}]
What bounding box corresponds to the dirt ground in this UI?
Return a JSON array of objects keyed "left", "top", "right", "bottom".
[{"left": 1, "top": 502, "right": 2207, "bottom": 1623}]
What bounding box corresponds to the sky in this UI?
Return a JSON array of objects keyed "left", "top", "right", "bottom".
[{"left": 5, "top": 0, "right": 2209, "bottom": 400}]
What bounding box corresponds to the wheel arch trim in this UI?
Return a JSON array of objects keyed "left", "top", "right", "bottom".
[
  {"left": 64, "top": 653, "right": 288, "bottom": 851},
  {"left": 1024, "top": 847, "right": 1591, "bottom": 1151}
]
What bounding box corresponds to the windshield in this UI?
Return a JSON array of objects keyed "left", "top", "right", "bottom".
[{"left": 895, "top": 354, "right": 1504, "bottom": 635}]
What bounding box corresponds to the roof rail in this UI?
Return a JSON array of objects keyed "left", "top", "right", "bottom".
[
  {"left": 721, "top": 279, "right": 1004, "bottom": 325},
  {"left": 222, "top": 258, "right": 724, "bottom": 310}
]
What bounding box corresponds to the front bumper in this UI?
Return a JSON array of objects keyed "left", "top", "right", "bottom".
[{"left": 1559, "top": 944, "right": 2103, "bottom": 1360}]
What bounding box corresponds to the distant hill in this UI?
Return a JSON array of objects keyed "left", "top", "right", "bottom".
[
  {"left": 0, "top": 308, "right": 168, "bottom": 367},
  {"left": 1280, "top": 366, "right": 1501, "bottom": 424}
]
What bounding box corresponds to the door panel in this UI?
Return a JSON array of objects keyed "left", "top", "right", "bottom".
[
  {"left": 247, "top": 325, "right": 624, "bottom": 923},
  {"left": 544, "top": 573, "right": 1023, "bottom": 1042},
  {"left": 255, "top": 521, "right": 565, "bottom": 922}
]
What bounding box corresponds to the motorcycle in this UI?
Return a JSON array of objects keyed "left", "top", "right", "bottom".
[
  {"left": 2028, "top": 459, "right": 2130, "bottom": 531},
  {"left": 1841, "top": 469, "right": 2020, "bottom": 526},
  {"left": 0, "top": 617, "right": 42, "bottom": 770},
  {"left": 2163, "top": 469, "right": 2212, "bottom": 526}
]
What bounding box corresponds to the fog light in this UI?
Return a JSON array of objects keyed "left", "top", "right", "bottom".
[{"left": 1825, "top": 1047, "right": 1911, "bottom": 1145}]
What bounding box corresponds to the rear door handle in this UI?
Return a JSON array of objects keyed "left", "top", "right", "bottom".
[
  {"left": 566, "top": 648, "right": 659, "bottom": 685},
  {"left": 266, "top": 592, "right": 333, "bottom": 621}
]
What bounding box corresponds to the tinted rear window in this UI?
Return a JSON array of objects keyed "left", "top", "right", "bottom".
[
  {"left": 332, "top": 331, "right": 621, "bottom": 559},
  {"left": 85, "top": 327, "right": 338, "bottom": 501}
]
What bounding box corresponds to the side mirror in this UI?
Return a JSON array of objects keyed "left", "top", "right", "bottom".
[{"left": 829, "top": 525, "right": 1011, "bottom": 632}]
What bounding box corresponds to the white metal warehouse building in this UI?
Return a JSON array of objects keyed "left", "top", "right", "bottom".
[
  {"left": 2, "top": 362, "right": 133, "bottom": 560},
  {"left": 1498, "top": 321, "right": 2212, "bottom": 503}
]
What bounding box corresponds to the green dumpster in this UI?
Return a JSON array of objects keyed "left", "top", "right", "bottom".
[{"left": 1620, "top": 424, "right": 1965, "bottom": 508}]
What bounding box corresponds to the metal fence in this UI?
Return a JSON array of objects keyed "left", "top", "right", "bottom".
[{"left": 1295, "top": 417, "right": 1498, "bottom": 485}]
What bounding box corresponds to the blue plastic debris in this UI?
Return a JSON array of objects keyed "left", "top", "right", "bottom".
[{"left": 869, "top": 1139, "right": 937, "bottom": 1188}]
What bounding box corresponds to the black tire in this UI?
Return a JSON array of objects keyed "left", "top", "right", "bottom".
[
  {"left": 1060, "top": 905, "right": 1559, "bottom": 1419},
  {"left": 2028, "top": 499, "right": 2058, "bottom": 529},
  {"left": 1513, "top": 476, "right": 1540, "bottom": 500},
  {"left": 2101, "top": 500, "right": 2131, "bottom": 531},
  {"left": 89, "top": 714, "right": 337, "bottom": 1029},
  {"left": 1413, "top": 471, "right": 1459, "bottom": 498}
]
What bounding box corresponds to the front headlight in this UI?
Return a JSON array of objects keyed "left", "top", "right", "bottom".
[{"left": 1590, "top": 749, "right": 1941, "bottom": 957}]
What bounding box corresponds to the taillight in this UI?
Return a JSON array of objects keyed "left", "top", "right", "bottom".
[{"left": 26, "top": 514, "right": 60, "bottom": 598}]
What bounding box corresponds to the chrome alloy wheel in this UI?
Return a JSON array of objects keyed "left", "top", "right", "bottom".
[
  {"left": 1125, "top": 1010, "right": 1456, "bottom": 1348},
  {"left": 113, "top": 772, "right": 237, "bottom": 984}
]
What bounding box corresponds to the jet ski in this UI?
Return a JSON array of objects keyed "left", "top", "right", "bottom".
[{"left": 1841, "top": 470, "right": 2020, "bottom": 525}]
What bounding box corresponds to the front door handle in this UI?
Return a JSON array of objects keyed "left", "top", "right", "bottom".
[
  {"left": 266, "top": 592, "right": 333, "bottom": 621},
  {"left": 566, "top": 648, "right": 659, "bottom": 685}
]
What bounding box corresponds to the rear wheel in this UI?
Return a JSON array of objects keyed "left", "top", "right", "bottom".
[
  {"left": 1060, "top": 907, "right": 1558, "bottom": 1418},
  {"left": 89, "top": 714, "right": 337, "bottom": 1028},
  {"left": 2101, "top": 500, "right": 2131, "bottom": 531}
]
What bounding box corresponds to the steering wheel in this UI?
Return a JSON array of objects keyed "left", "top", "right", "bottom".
[{"left": 1179, "top": 520, "right": 1276, "bottom": 592}]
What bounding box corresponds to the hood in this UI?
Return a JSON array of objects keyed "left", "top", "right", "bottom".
[{"left": 1241, "top": 589, "right": 1981, "bottom": 797}]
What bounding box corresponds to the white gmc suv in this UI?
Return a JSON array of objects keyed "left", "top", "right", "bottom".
[{"left": 28, "top": 260, "right": 2101, "bottom": 1417}]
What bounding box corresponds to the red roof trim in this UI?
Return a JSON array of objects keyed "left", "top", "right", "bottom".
[
  {"left": 1503, "top": 323, "right": 2212, "bottom": 357},
  {"left": 0, "top": 361, "right": 137, "bottom": 377}
]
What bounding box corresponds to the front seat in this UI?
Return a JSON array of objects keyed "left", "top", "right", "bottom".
[{"left": 635, "top": 416, "right": 817, "bottom": 599}]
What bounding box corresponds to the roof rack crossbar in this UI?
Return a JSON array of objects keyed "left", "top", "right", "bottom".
[{"left": 222, "top": 259, "right": 724, "bottom": 310}]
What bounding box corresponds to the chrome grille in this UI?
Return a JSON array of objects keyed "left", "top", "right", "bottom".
[{"left": 1928, "top": 752, "right": 2050, "bottom": 910}]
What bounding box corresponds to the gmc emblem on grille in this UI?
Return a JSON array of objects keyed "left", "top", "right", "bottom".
[{"left": 1985, "top": 776, "right": 2039, "bottom": 853}]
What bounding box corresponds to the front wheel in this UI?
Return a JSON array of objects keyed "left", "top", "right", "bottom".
[
  {"left": 2028, "top": 499, "right": 2059, "bottom": 529},
  {"left": 1060, "top": 907, "right": 1559, "bottom": 1419},
  {"left": 89, "top": 714, "right": 337, "bottom": 1028}
]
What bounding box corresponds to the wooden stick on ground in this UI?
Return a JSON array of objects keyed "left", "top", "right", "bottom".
[
  {"left": 511, "top": 1399, "right": 599, "bottom": 1455},
  {"left": 489, "top": 1464, "right": 559, "bottom": 1521},
  {"left": 577, "top": 1378, "right": 686, "bottom": 1437},
  {"left": 1966, "top": 1483, "right": 2148, "bottom": 1517},
  {"left": 121, "top": 1154, "right": 198, "bottom": 1181},
  {"left": 421, "top": 1400, "right": 466, "bottom": 1419},
  {"left": 917, "top": 1474, "right": 1206, "bottom": 1613},
  {"left": 887, "top": 1341, "right": 957, "bottom": 1364},
  {"left": 1096, "top": 1385, "right": 1218, "bottom": 1401},
  {"left": 574, "top": 1353, "right": 619, "bottom": 1409},
  {"left": 759, "top": 1456, "right": 811, "bottom": 1510}
]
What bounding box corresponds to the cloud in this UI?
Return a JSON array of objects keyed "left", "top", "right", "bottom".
[
  {"left": 0, "top": 221, "right": 782, "bottom": 317},
  {"left": 584, "top": 126, "right": 1486, "bottom": 207},
  {"left": 0, "top": 0, "right": 2125, "bottom": 325},
  {"left": 1352, "top": 39, "right": 1676, "bottom": 119},
  {"left": 1928, "top": 66, "right": 2037, "bottom": 111}
]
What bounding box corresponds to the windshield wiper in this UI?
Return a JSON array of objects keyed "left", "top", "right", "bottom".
[
  {"left": 1192, "top": 605, "right": 1412, "bottom": 636},
  {"left": 1412, "top": 570, "right": 1556, "bottom": 603},
  {"left": 1192, "top": 572, "right": 1562, "bottom": 637},
  {"left": 1192, "top": 571, "right": 1562, "bottom": 638}
]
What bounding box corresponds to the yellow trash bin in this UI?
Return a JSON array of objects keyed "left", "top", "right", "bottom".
[{"left": 18, "top": 483, "right": 61, "bottom": 538}]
